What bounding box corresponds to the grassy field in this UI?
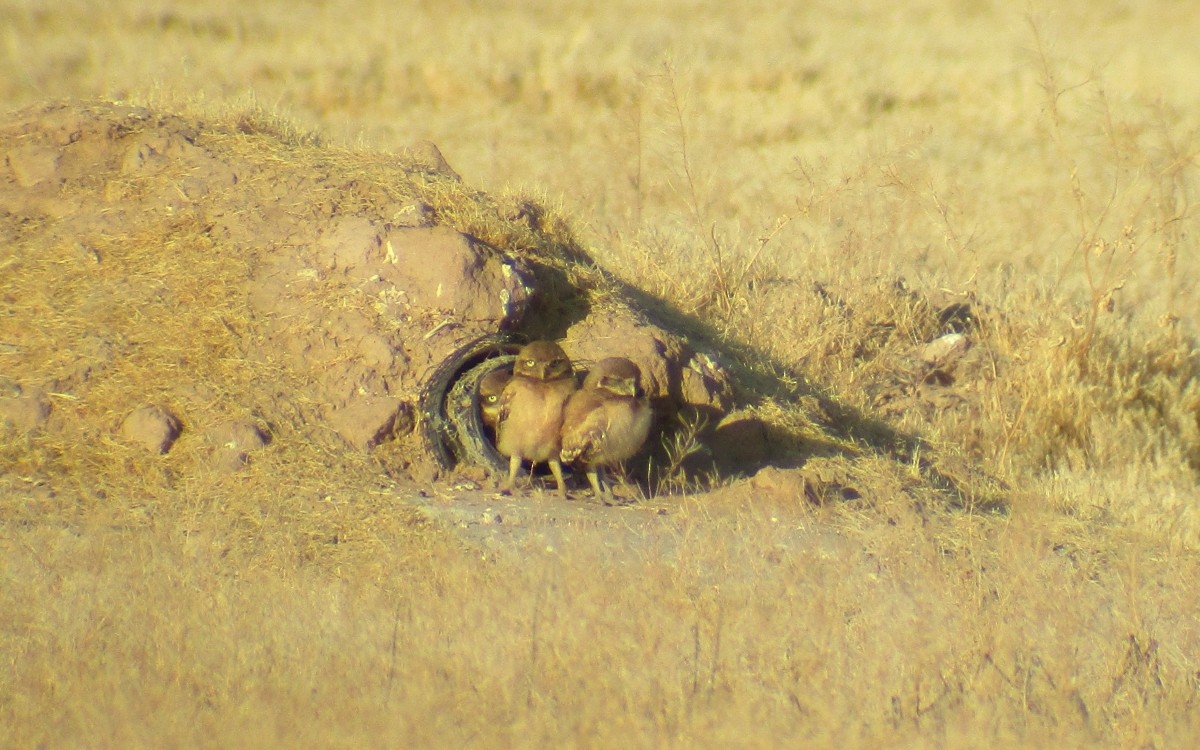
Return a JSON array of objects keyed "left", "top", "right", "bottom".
[{"left": 4, "top": 0, "right": 1200, "bottom": 747}]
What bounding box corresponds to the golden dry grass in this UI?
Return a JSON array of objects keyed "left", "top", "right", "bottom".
[
  {"left": 4, "top": 0, "right": 1200, "bottom": 747},
  {"left": 5, "top": 495, "right": 1200, "bottom": 748}
]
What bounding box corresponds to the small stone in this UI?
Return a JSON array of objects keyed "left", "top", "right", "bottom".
[
  {"left": 711, "top": 415, "right": 771, "bottom": 474},
  {"left": 326, "top": 397, "right": 412, "bottom": 450},
  {"left": 205, "top": 420, "right": 270, "bottom": 472},
  {"left": 0, "top": 382, "right": 52, "bottom": 433},
  {"left": 922, "top": 333, "right": 970, "bottom": 368},
  {"left": 682, "top": 351, "right": 735, "bottom": 414},
  {"left": 207, "top": 420, "right": 269, "bottom": 452},
  {"left": 6, "top": 143, "right": 62, "bottom": 187},
  {"left": 121, "top": 405, "right": 182, "bottom": 454},
  {"left": 401, "top": 140, "right": 461, "bottom": 181}
]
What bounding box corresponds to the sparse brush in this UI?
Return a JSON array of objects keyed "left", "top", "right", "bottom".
[
  {"left": 594, "top": 18, "right": 1200, "bottom": 543},
  {"left": 649, "top": 408, "right": 712, "bottom": 496}
]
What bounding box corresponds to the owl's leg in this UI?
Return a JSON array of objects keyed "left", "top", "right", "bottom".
[
  {"left": 587, "top": 467, "right": 612, "bottom": 499},
  {"left": 548, "top": 458, "right": 568, "bottom": 499},
  {"left": 502, "top": 454, "right": 522, "bottom": 492}
]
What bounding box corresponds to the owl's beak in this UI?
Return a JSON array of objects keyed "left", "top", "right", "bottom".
[{"left": 604, "top": 376, "right": 638, "bottom": 398}]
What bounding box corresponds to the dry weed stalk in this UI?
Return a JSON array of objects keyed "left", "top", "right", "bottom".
[
  {"left": 1029, "top": 15, "right": 1197, "bottom": 366},
  {"left": 650, "top": 409, "right": 710, "bottom": 496},
  {"left": 638, "top": 61, "right": 778, "bottom": 324}
]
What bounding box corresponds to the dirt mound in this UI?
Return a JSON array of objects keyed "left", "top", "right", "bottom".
[{"left": 0, "top": 100, "right": 731, "bottom": 496}]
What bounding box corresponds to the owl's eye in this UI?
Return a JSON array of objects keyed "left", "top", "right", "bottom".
[
  {"left": 485, "top": 395, "right": 498, "bottom": 403},
  {"left": 525, "top": 359, "right": 536, "bottom": 367}
]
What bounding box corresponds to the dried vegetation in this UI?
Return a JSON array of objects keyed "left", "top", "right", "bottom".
[{"left": 3, "top": 1, "right": 1200, "bottom": 747}]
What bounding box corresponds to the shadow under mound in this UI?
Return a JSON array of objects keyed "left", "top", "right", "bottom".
[{"left": 602, "top": 271, "right": 1010, "bottom": 513}]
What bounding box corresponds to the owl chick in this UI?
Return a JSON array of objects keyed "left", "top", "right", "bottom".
[
  {"left": 496, "top": 341, "right": 577, "bottom": 497},
  {"left": 477, "top": 365, "right": 512, "bottom": 434},
  {"left": 560, "top": 357, "right": 653, "bottom": 499}
]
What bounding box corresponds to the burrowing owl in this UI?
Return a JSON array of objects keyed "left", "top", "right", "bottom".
[
  {"left": 560, "top": 357, "right": 653, "bottom": 499},
  {"left": 477, "top": 365, "right": 512, "bottom": 434},
  {"left": 496, "top": 341, "right": 577, "bottom": 497}
]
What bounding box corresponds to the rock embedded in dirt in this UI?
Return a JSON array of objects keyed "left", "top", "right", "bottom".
[
  {"left": 748, "top": 465, "right": 808, "bottom": 497},
  {"left": 562, "top": 308, "right": 733, "bottom": 421},
  {"left": 680, "top": 350, "right": 733, "bottom": 415},
  {"left": 205, "top": 420, "right": 270, "bottom": 471},
  {"left": 6, "top": 143, "right": 62, "bottom": 188},
  {"left": 0, "top": 382, "right": 52, "bottom": 433},
  {"left": 121, "top": 405, "right": 182, "bottom": 454},
  {"left": 325, "top": 397, "right": 414, "bottom": 450},
  {"left": 710, "top": 414, "right": 772, "bottom": 474},
  {"left": 747, "top": 461, "right": 862, "bottom": 505},
  {"left": 921, "top": 332, "right": 971, "bottom": 370},
  {"left": 382, "top": 225, "right": 533, "bottom": 325},
  {"left": 399, "top": 140, "right": 462, "bottom": 182}
]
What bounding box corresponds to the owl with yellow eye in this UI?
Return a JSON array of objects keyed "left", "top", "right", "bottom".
[
  {"left": 477, "top": 366, "right": 511, "bottom": 435},
  {"left": 495, "top": 341, "right": 577, "bottom": 497},
  {"left": 560, "top": 357, "right": 652, "bottom": 499}
]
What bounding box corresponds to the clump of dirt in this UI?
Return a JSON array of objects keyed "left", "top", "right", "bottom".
[
  {"left": 561, "top": 307, "right": 733, "bottom": 422},
  {"left": 120, "top": 404, "right": 182, "bottom": 455},
  {"left": 0, "top": 100, "right": 731, "bottom": 499}
]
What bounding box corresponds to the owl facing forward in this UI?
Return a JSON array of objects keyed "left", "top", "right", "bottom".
[
  {"left": 495, "top": 341, "right": 577, "bottom": 497},
  {"left": 560, "top": 357, "right": 653, "bottom": 499}
]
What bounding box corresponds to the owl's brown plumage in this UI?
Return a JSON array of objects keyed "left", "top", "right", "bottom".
[
  {"left": 496, "top": 341, "right": 577, "bottom": 497},
  {"left": 560, "top": 357, "right": 653, "bottom": 499},
  {"left": 477, "top": 366, "right": 512, "bottom": 434}
]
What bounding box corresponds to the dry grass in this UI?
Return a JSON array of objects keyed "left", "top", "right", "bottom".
[
  {"left": 4, "top": 0, "right": 1200, "bottom": 747},
  {"left": 5, "top": 497, "right": 1200, "bottom": 748}
]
